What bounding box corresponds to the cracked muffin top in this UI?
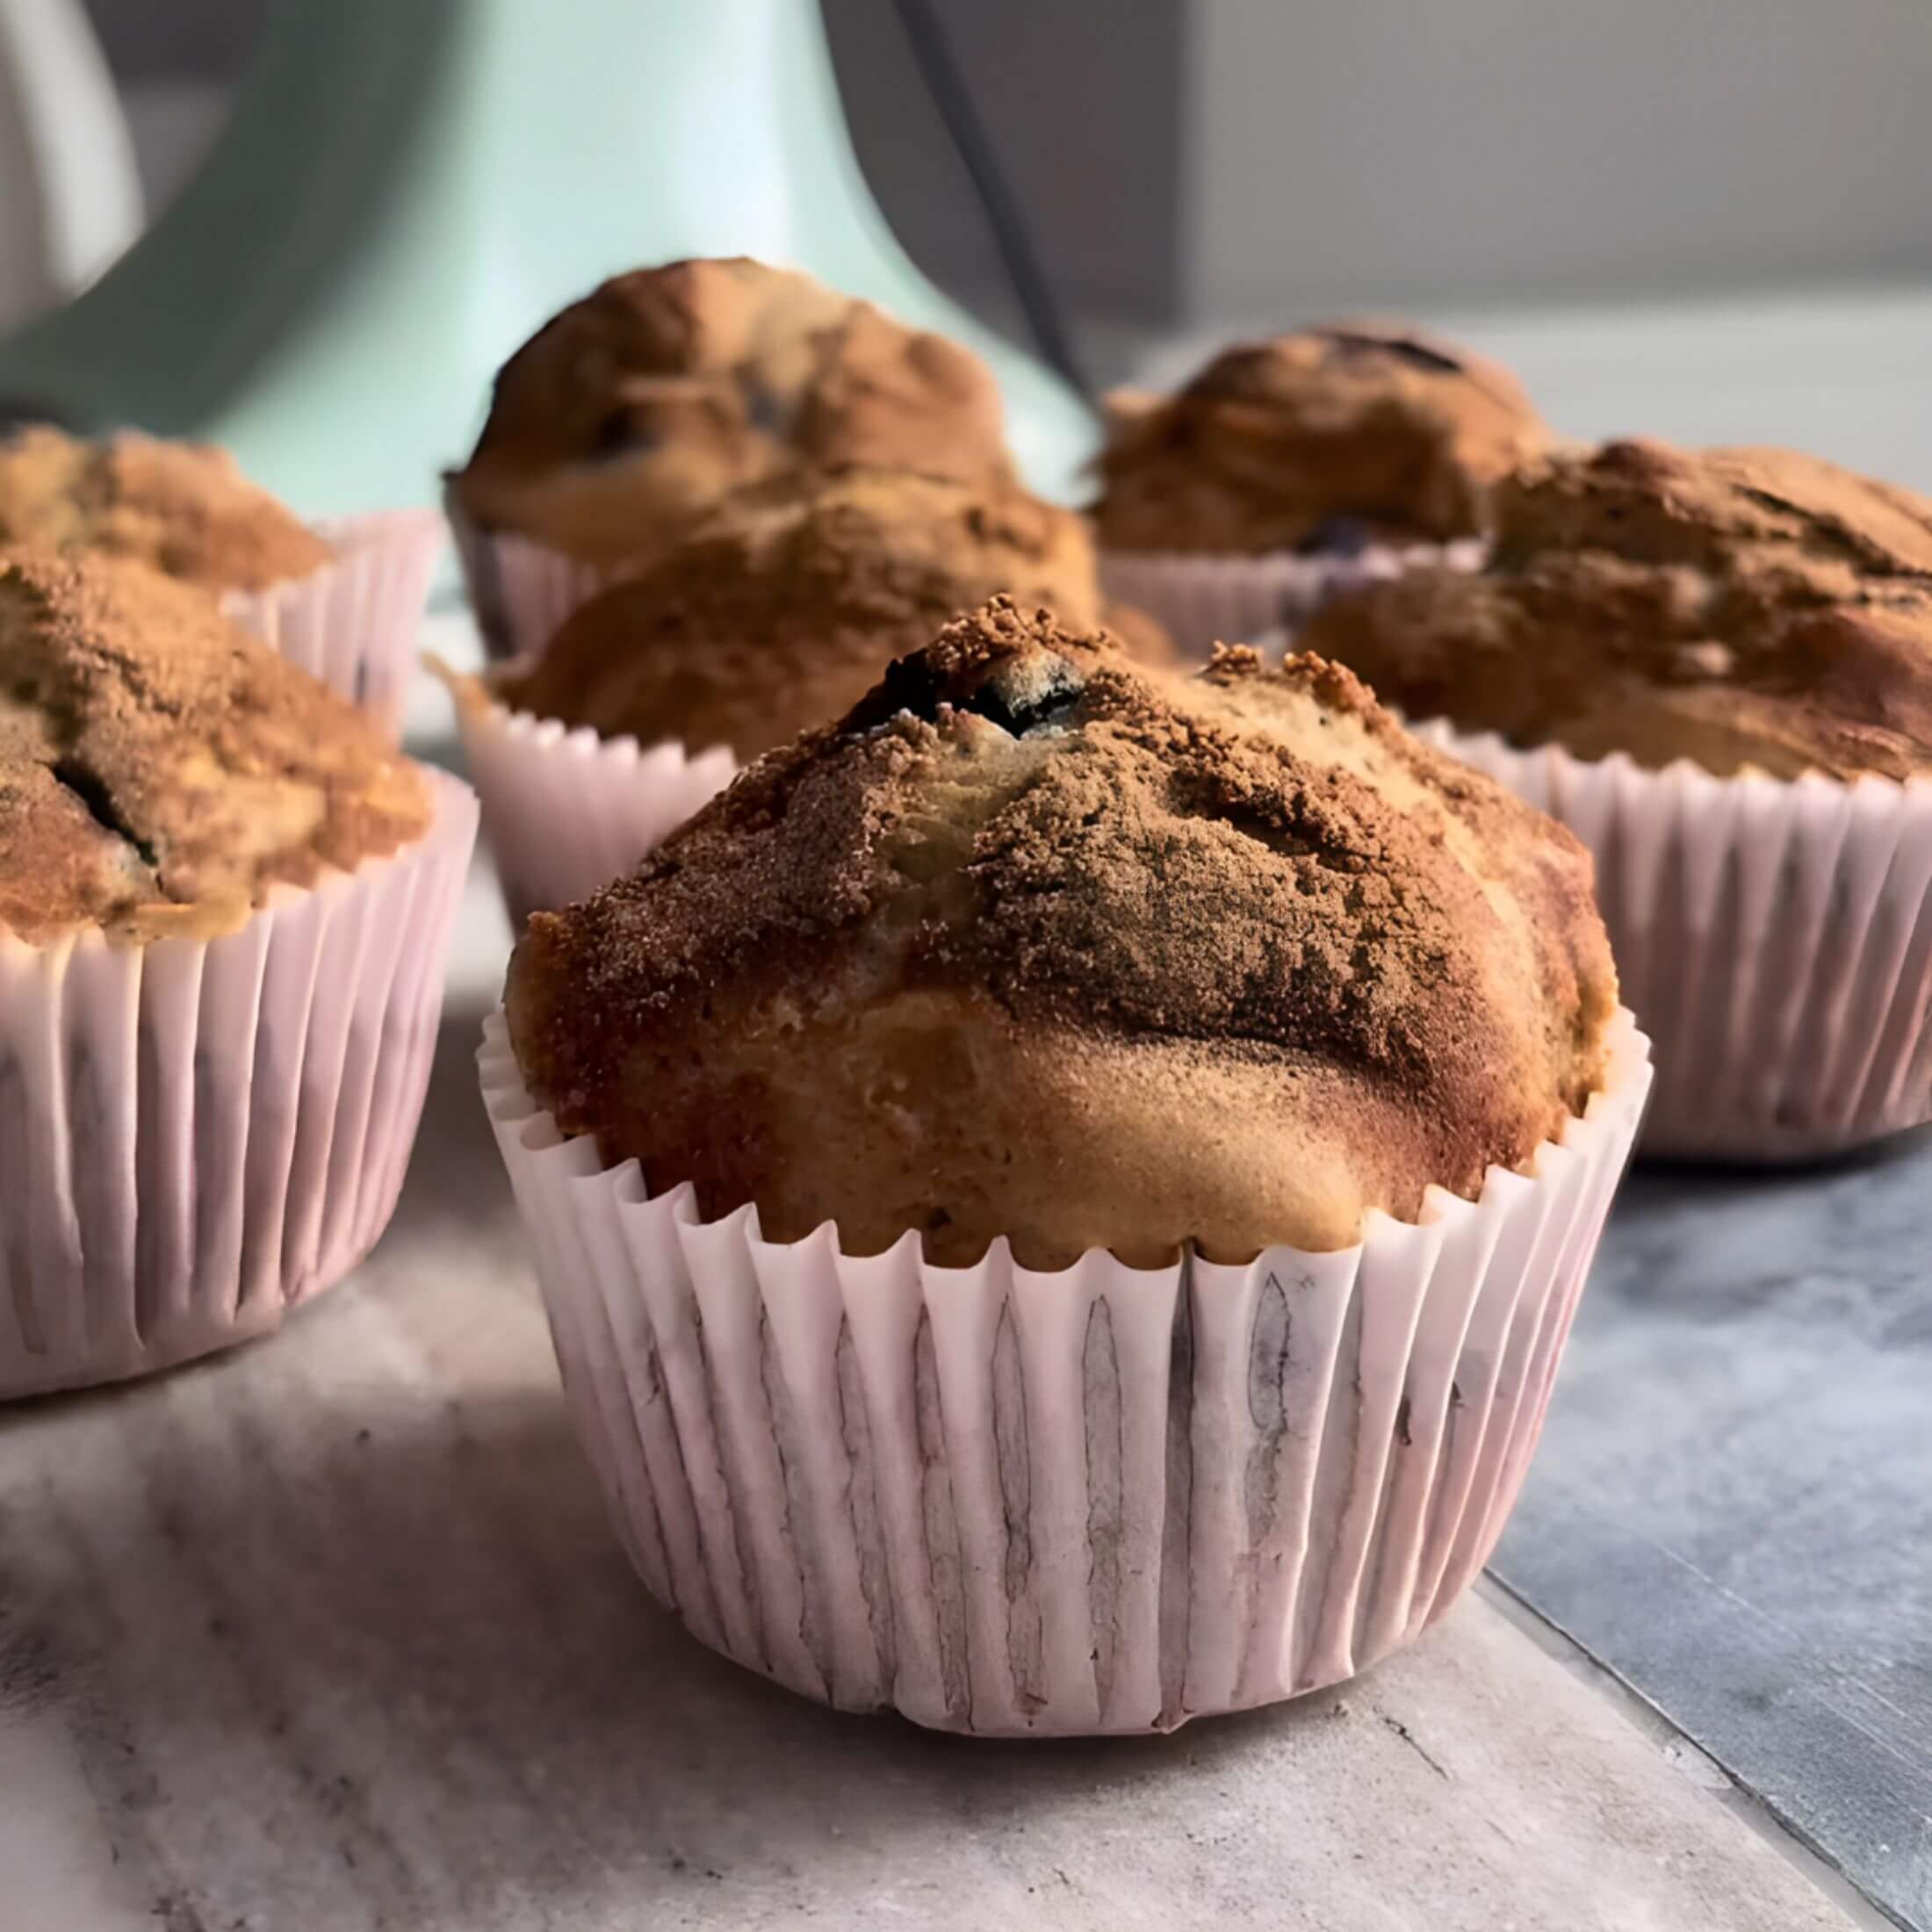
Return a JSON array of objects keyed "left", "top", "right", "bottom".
[
  {"left": 505, "top": 596, "right": 1616, "bottom": 1267},
  {"left": 0, "top": 549, "right": 429, "bottom": 944},
  {"left": 0, "top": 425, "right": 333, "bottom": 592},
  {"left": 489, "top": 466, "right": 1107, "bottom": 762},
  {"left": 1092, "top": 321, "right": 1551, "bottom": 557},
  {"left": 448, "top": 257, "right": 1018, "bottom": 569},
  {"left": 1296, "top": 438, "right": 1932, "bottom": 781}
]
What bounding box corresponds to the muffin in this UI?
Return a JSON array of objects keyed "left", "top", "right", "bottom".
[
  {"left": 0, "top": 425, "right": 445, "bottom": 737},
  {"left": 1094, "top": 321, "right": 1552, "bottom": 653},
  {"left": 0, "top": 548, "right": 478, "bottom": 1397},
  {"left": 1299, "top": 437, "right": 1932, "bottom": 1156},
  {"left": 444, "top": 256, "right": 1020, "bottom": 660},
  {"left": 445, "top": 466, "right": 1114, "bottom": 925},
  {"left": 481, "top": 596, "right": 1650, "bottom": 1733}
]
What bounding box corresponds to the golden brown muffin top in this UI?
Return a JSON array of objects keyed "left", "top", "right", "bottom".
[
  {"left": 0, "top": 549, "right": 430, "bottom": 944},
  {"left": 449, "top": 257, "right": 1018, "bottom": 568},
  {"left": 494, "top": 466, "right": 1105, "bottom": 761},
  {"left": 506, "top": 597, "right": 1616, "bottom": 1267},
  {"left": 0, "top": 426, "right": 333, "bottom": 592},
  {"left": 1297, "top": 438, "right": 1932, "bottom": 781},
  {"left": 1093, "top": 321, "right": 1551, "bottom": 557}
]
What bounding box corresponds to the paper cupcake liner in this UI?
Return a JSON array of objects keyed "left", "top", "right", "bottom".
[
  {"left": 479, "top": 1008, "right": 1649, "bottom": 1735},
  {"left": 0, "top": 771, "right": 479, "bottom": 1401},
  {"left": 444, "top": 496, "right": 635, "bottom": 664},
  {"left": 445, "top": 672, "right": 737, "bottom": 931},
  {"left": 222, "top": 508, "right": 447, "bottom": 740},
  {"left": 1415, "top": 722, "right": 1932, "bottom": 1160},
  {"left": 1100, "top": 537, "right": 1485, "bottom": 659}
]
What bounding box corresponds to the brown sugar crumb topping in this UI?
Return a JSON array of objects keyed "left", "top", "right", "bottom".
[
  {"left": 1297, "top": 438, "right": 1932, "bottom": 781},
  {"left": 451, "top": 257, "right": 1017, "bottom": 568},
  {"left": 497, "top": 466, "right": 1105, "bottom": 761},
  {"left": 1092, "top": 320, "right": 1551, "bottom": 556},
  {"left": 506, "top": 597, "right": 1616, "bottom": 1267},
  {"left": 0, "top": 549, "right": 429, "bottom": 944},
  {"left": 0, "top": 426, "right": 332, "bottom": 592}
]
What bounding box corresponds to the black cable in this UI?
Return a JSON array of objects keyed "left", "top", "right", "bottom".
[{"left": 889, "top": 0, "right": 1095, "bottom": 407}]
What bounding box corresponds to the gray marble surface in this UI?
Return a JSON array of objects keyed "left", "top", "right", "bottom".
[
  {"left": 1496, "top": 1132, "right": 1932, "bottom": 1929},
  {"left": 0, "top": 871, "right": 1867, "bottom": 1932}
]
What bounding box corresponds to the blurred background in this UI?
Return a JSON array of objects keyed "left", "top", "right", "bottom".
[{"left": 5, "top": 0, "right": 1931, "bottom": 494}]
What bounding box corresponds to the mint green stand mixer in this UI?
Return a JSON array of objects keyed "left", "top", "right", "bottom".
[{"left": 0, "top": 0, "right": 1096, "bottom": 517}]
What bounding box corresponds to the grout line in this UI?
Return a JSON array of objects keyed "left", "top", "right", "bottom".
[{"left": 1475, "top": 1575, "right": 1905, "bottom": 1932}]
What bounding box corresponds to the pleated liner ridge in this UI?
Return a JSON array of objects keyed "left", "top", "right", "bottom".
[
  {"left": 1416, "top": 723, "right": 1932, "bottom": 1159},
  {"left": 1099, "top": 538, "right": 1484, "bottom": 660},
  {"left": 0, "top": 772, "right": 479, "bottom": 1399},
  {"left": 452, "top": 681, "right": 737, "bottom": 929},
  {"left": 444, "top": 495, "right": 626, "bottom": 666},
  {"left": 479, "top": 1009, "right": 1650, "bottom": 1736},
  {"left": 223, "top": 508, "right": 448, "bottom": 741}
]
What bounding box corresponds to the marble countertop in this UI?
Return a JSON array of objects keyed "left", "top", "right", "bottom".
[{"left": 0, "top": 844, "right": 1909, "bottom": 1932}]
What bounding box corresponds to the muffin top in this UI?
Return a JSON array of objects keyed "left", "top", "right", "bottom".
[
  {"left": 506, "top": 597, "right": 1615, "bottom": 1268},
  {"left": 450, "top": 257, "right": 1017, "bottom": 568},
  {"left": 1296, "top": 438, "right": 1932, "bottom": 781},
  {"left": 0, "top": 549, "right": 430, "bottom": 945},
  {"left": 1093, "top": 321, "right": 1550, "bottom": 556},
  {"left": 493, "top": 466, "right": 1106, "bottom": 761},
  {"left": 0, "top": 426, "right": 333, "bottom": 593}
]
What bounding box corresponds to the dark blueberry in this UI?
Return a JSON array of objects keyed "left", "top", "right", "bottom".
[
  {"left": 589, "top": 407, "right": 658, "bottom": 461},
  {"left": 51, "top": 761, "right": 157, "bottom": 868},
  {"left": 842, "top": 652, "right": 1086, "bottom": 739},
  {"left": 1298, "top": 515, "right": 1373, "bottom": 559},
  {"left": 1320, "top": 328, "right": 1466, "bottom": 376},
  {"left": 732, "top": 367, "right": 790, "bottom": 437}
]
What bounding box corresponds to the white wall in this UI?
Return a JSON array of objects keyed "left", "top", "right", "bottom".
[{"left": 1187, "top": 0, "right": 1932, "bottom": 317}]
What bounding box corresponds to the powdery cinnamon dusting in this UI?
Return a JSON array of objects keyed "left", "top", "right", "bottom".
[
  {"left": 451, "top": 257, "right": 1017, "bottom": 567},
  {"left": 0, "top": 548, "right": 429, "bottom": 943},
  {"left": 1298, "top": 437, "right": 1932, "bottom": 779},
  {"left": 507, "top": 598, "right": 1615, "bottom": 1266},
  {"left": 499, "top": 466, "right": 1104, "bottom": 760},
  {"left": 1093, "top": 320, "right": 1551, "bottom": 555},
  {"left": 0, "top": 426, "right": 332, "bottom": 591}
]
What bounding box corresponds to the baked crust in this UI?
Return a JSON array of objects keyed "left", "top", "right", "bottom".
[
  {"left": 0, "top": 426, "right": 332, "bottom": 592},
  {"left": 496, "top": 467, "right": 1106, "bottom": 761},
  {"left": 450, "top": 258, "right": 1016, "bottom": 568},
  {"left": 1297, "top": 438, "right": 1932, "bottom": 780},
  {"left": 1093, "top": 321, "right": 1549, "bottom": 555},
  {"left": 506, "top": 596, "right": 1616, "bottom": 1267},
  {"left": 0, "top": 549, "right": 429, "bottom": 943}
]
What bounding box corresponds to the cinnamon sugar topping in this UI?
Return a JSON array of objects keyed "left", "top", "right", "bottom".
[
  {"left": 0, "top": 426, "right": 332, "bottom": 592},
  {"left": 499, "top": 466, "right": 1104, "bottom": 761},
  {"left": 451, "top": 257, "right": 1017, "bottom": 568},
  {"left": 507, "top": 597, "right": 1615, "bottom": 1267},
  {"left": 1298, "top": 438, "right": 1932, "bottom": 779},
  {"left": 1093, "top": 320, "right": 1550, "bottom": 556},
  {"left": 0, "top": 549, "right": 429, "bottom": 943}
]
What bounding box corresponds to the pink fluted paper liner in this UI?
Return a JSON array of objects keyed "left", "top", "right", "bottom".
[
  {"left": 444, "top": 496, "right": 635, "bottom": 664},
  {"left": 222, "top": 508, "right": 447, "bottom": 740},
  {"left": 0, "top": 771, "right": 479, "bottom": 1400},
  {"left": 1100, "top": 537, "right": 1484, "bottom": 659},
  {"left": 1415, "top": 723, "right": 1932, "bottom": 1159},
  {"left": 441, "top": 668, "right": 737, "bottom": 930},
  {"left": 479, "top": 1008, "right": 1649, "bottom": 1735}
]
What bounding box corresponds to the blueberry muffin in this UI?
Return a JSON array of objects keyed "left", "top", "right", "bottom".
[
  {"left": 0, "top": 545, "right": 472, "bottom": 1398},
  {"left": 1299, "top": 438, "right": 1932, "bottom": 1159}
]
